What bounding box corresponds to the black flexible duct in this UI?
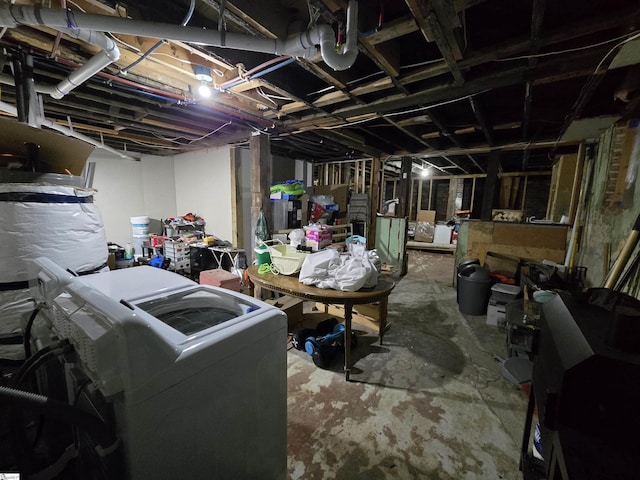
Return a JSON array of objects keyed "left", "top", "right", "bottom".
[
  {"left": 0, "top": 385, "right": 115, "bottom": 447},
  {"left": 22, "top": 302, "right": 43, "bottom": 359},
  {"left": 11, "top": 343, "right": 61, "bottom": 388}
]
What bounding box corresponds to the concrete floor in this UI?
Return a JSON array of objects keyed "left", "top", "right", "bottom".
[{"left": 286, "top": 250, "right": 529, "bottom": 480}]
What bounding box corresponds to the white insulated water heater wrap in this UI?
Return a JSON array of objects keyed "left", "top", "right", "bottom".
[{"left": 0, "top": 183, "right": 108, "bottom": 359}]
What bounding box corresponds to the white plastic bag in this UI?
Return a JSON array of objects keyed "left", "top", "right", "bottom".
[{"left": 298, "top": 249, "right": 379, "bottom": 292}]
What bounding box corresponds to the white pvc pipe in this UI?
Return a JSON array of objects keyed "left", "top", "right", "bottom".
[
  {"left": 290, "top": 0, "right": 359, "bottom": 71},
  {"left": 47, "top": 28, "right": 120, "bottom": 99},
  {"left": 0, "top": 2, "right": 358, "bottom": 69}
]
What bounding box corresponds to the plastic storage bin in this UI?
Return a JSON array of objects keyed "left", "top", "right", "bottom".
[
  {"left": 457, "top": 264, "right": 492, "bottom": 315},
  {"left": 487, "top": 283, "right": 522, "bottom": 326}
]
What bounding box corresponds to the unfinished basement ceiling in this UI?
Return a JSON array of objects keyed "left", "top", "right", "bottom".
[{"left": 0, "top": 0, "right": 639, "bottom": 176}]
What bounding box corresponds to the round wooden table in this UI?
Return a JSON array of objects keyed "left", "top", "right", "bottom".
[{"left": 247, "top": 265, "right": 395, "bottom": 380}]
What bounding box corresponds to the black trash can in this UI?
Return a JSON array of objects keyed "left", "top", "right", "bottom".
[
  {"left": 458, "top": 264, "right": 491, "bottom": 315},
  {"left": 456, "top": 258, "right": 480, "bottom": 303}
]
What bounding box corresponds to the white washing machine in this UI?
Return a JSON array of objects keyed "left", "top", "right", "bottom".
[{"left": 29, "top": 258, "right": 288, "bottom": 479}]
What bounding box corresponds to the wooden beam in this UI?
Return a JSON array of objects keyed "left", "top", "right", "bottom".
[
  {"left": 230, "top": 147, "right": 244, "bottom": 248},
  {"left": 405, "top": 0, "right": 436, "bottom": 42},
  {"left": 250, "top": 133, "right": 271, "bottom": 258},
  {"left": 332, "top": 66, "right": 527, "bottom": 119},
  {"left": 469, "top": 96, "right": 494, "bottom": 145},
  {"left": 396, "top": 157, "right": 413, "bottom": 218},
  {"left": 370, "top": 157, "right": 381, "bottom": 247},
  {"left": 481, "top": 151, "right": 500, "bottom": 221},
  {"left": 425, "top": 12, "right": 465, "bottom": 84},
  {"left": 363, "top": 16, "right": 419, "bottom": 45},
  {"left": 522, "top": 0, "right": 546, "bottom": 170},
  {"left": 360, "top": 38, "right": 402, "bottom": 78}
]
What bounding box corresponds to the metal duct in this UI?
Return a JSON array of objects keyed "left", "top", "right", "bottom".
[{"left": 0, "top": 1, "right": 358, "bottom": 71}]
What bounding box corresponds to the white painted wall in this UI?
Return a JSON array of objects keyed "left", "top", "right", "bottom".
[
  {"left": 173, "top": 146, "right": 233, "bottom": 242},
  {"left": 88, "top": 151, "right": 176, "bottom": 247},
  {"left": 89, "top": 146, "right": 309, "bottom": 252}
]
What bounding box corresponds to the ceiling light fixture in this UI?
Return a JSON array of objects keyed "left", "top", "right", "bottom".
[
  {"left": 194, "top": 65, "right": 213, "bottom": 99},
  {"left": 421, "top": 167, "right": 430, "bottom": 178}
]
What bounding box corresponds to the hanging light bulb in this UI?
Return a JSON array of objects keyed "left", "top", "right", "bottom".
[
  {"left": 194, "top": 65, "right": 213, "bottom": 99},
  {"left": 421, "top": 167, "right": 430, "bottom": 178},
  {"left": 198, "top": 82, "right": 212, "bottom": 98}
]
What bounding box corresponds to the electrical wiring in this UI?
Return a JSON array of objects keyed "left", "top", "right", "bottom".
[
  {"left": 314, "top": 90, "right": 490, "bottom": 132},
  {"left": 346, "top": 71, "right": 385, "bottom": 85},
  {"left": 384, "top": 89, "right": 491, "bottom": 118},
  {"left": 120, "top": 0, "right": 196, "bottom": 75},
  {"left": 149, "top": 120, "right": 234, "bottom": 144},
  {"left": 143, "top": 53, "right": 226, "bottom": 78},
  {"left": 400, "top": 58, "right": 447, "bottom": 70},
  {"left": 552, "top": 30, "right": 640, "bottom": 150},
  {"left": 265, "top": 93, "right": 293, "bottom": 101},
  {"left": 257, "top": 87, "right": 278, "bottom": 107},
  {"left": 187, "top": 120, "right": 233, "bottom": 143},
  {"left": 318, "top": 116, "right": 379, "bottom": 130},
  {"left": 494, "top": 30, "right": 640, "bottom": 62}
]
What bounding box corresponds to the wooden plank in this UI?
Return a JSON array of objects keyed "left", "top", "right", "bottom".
[
  {"left": 425, "top": 12, "right": 465, "bottom": 83},
  {"left": 405, "top": 0, "right": 436, "bottom": 42},
  {"left": 510, "top": 176, "right": 521, "bottom": 209},
  {"left": 364, "top": 16, "right": 419, "bottom": 45},
  {"left": 360, "top": 38, "right": 402, "bottom": 78},
  {"left": 491, "top": 223, "right": 569, "bottom": 250},
  {"left": 500, "top": 176, "right": 513, "bottom": 209}
]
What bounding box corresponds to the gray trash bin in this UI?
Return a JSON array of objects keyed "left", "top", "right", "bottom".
[
  {"left": 458, "top": 264, "right": 491, "bottom": 315},
  {"left": 456, "top": 258, "right": 480, "bottom": 303}
]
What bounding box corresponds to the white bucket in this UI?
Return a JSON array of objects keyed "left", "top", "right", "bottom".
[{"left": 130, "top": 215, "right": 150, "bottom": 236}]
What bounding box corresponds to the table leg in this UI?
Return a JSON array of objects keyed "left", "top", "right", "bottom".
[
  {"left": 344, "top": 303, "right": 353, "bottom": 381},
  {"left": 378, "top": 296, "right": 389, "bottom": 345}
]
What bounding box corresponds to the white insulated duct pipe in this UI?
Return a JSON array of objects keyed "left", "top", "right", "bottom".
[{"left": 0, "top": 1, "right": 358, "bottom": 70}]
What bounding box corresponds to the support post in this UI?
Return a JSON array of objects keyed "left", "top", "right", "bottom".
[
  {"left": 481, "top": 151, "right": 500, "bottom": 221},
  {"left": 250, "top": 133, "right": 271, "bottom": 260}
]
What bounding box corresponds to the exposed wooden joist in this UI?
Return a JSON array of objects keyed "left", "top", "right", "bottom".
[
  {"left": 361, "top": 16, "right": 419, "bottom": 45},
  {"left": 468, "top": 96, "right": 494, "bottom": 145}
]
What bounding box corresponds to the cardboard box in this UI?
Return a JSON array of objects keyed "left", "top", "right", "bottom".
[
  {"left": 266, "top": 296, "right": 304, "bottom": 327},
  {"left": 414, "top": 221, "right": 434, "bottom": 243},
  {"left": 313, "top": 184, "right": 349, "bottom": 212},
  {"left": 416, "top": 210, "right": 436, "bottom": 225},
  {"left": 305, "top": 227, "right": 333, "bottom": 251}
]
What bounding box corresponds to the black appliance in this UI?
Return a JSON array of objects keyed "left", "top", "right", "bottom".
[
  {"left": 189, "top": 246, "right": 218, "bottom": 280},
  {"left": 522, "top": 291, "right": 640, "bottom": 479}
]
